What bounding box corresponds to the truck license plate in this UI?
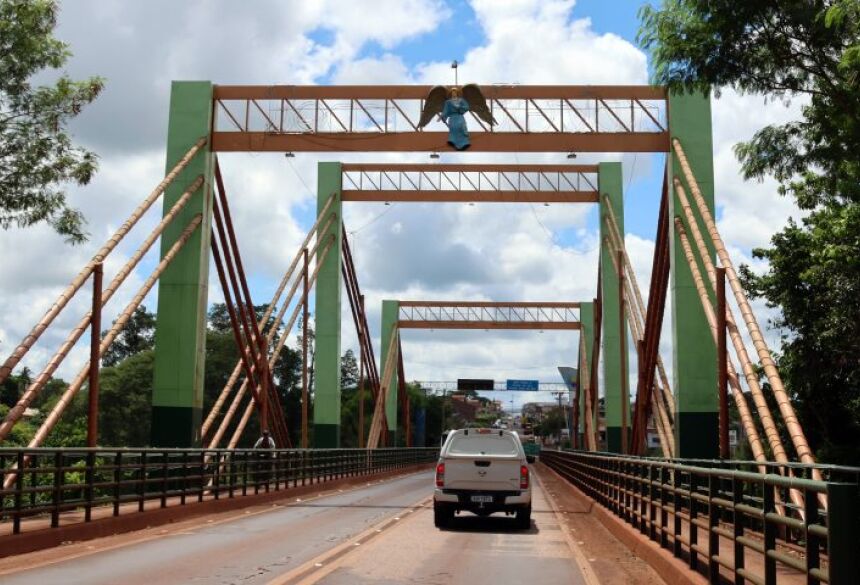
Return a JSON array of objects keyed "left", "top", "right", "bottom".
[{"left": 470, "top": 495, "right": 493, "bottom": 503}]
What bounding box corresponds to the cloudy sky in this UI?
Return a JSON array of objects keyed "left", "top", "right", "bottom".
[{"left": 0, "top": 0, "right": 803, "bottom": 412}]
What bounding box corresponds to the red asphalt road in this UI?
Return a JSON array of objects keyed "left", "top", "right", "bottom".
[{"left": 0, "top": 470, "right": 595, "bottom": 585}]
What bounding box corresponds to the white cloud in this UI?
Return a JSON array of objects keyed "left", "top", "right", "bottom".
[{"left": 1, "top": 0, "right": 802, "bottom": 419}]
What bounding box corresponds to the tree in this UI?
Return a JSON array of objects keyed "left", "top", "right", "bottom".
[
  {"left": 205, "top": 303, "right": 307, "bottom": 447},
  {"left": 102, "top": 306, "right": 156, "bottom": 367},
  {"left": 639, "top": 0, "right": 860, "bottom": 462},
  {"left": 0, "top": 0, "right": 104, "bottom": 243},
  {"left": 98, "top": 350, "right": 154, "bottom": 446},
  {"left": 340, "top": 349, "right": 359, "bottom": 389}
]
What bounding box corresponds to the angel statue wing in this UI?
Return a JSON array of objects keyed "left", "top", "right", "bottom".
[
  {"left": 417, "top": 85, "right": 449, "bottom": 128},
  {"left": 462, "top": 84, "right": 497, "bottom": 126}
]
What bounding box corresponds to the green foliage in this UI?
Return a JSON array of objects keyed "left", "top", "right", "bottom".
[
  {"left": 0, "top": 366, "right": 30, "bottom": 407},
  {"left": 98, "top": 350, "right": 154, "bottom": 446},
  {"left": 204, "top": 302, "right": 307, "bottom": 447},
  {"left": 640, "top": 0, "right": 860, "bottom": 462},
  {"left": 535, "top": 408, "right": 566, "bottom": 440},
  {"left": 102, "top": 306, "right": 156, "bottom": 367},
  {"left": 0, "top": 403, "right": 37, "bottom": 446},
  {"left": 340, "top": 349, "right": 359, "bottom": 388},
  {"left": 0, "top": 0, "right": 104, "bottom": 243}
]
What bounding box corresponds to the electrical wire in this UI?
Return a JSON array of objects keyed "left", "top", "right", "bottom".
[
  {"left": 348, "top": 202, "right": 399, "bottom": 235},
  {"left": 286, "top": 157, "right": 315, "bottom": 198}
]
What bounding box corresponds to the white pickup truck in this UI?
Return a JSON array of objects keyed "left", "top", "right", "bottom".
[{"left": 433, "top": 428, "right": 532, "bottom": 529}]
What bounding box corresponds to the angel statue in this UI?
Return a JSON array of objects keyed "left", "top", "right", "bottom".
[{"left": 418, "top": 84, "right": 496, "bottom": 150}]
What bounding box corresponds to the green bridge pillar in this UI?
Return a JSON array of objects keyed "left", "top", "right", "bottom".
[
  {"left": 151, "top": 81, "right": 214, "bottom": 447},
  {"left": 578, "top": 302, "right": 595, "bottom": 446},
  {"left": 380, "top": 300, "right": 399, "bottom": 444},
  {"left": 668, "top": 91, "right": 719, "bottom": 458},
  {"left": 312, "top": 162, "right": 344, "bottom": 448},
  {"left": 599, "top": 162, "right": 629, "bottom": 453}
]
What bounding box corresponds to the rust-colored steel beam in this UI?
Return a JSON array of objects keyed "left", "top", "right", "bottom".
[
  {"left": 399, "top": 321, "right": 580, "bottom": 330},
  {"left": 342, "top": 229, "right": 381, "bottom": 394},
  {"left": 212, "top": 199, "right": 268, "bottom": 429},
  {"left": 302, "top": 248, "right": 309, "bottom": 449},
  {"left": 399, "top": 301, "right": 580, "bottom": 308},
  {"left": 358, "top": 338, "right": 366, "bottom": 448},
  {"left": 212, "top": 85, "right": 668, "bottom": 152},
  {"left": 717, "top": 266, "right": 729, "bottom": 459},
  {"left": 617, "top": 250, "right": 629, "bottom": 454},
  {"left": 210, "top": 235, "right": 264, "bottom": 416},
  {"left": 398, "top": 301, "right": 579, "bottom": 330},
  {"left": 397, "top": 337, "right": 410, "bottom": 447},
  {"left": 214, "top": 163, "right": 290, "bottom": 446},
  {"left": 590, "top": 268, "right": 602, "bottom": 450},
  {"left": 216, "top": 162, "right": 278, "bottom": 437},
  {"left": 342, "top": 164, "right": 598, "bottom": 202},
  {"left": 86, "top": 263, "right": 103, "bottom": 448},
  {"left": 632, "top": 172, "right": 671, "bottom": 455},
  {"left": 212, "top": 132, "right": 668, "bottom": 153},
  {"left": 213, "top": 85, "right": 668, "bottom": 100},
  {"left": 341, "top": 163, "right": 599, "bottom": 172},
  {"left": 342, "top": 191, "right": 598, "bottom": 203},
  {"left": 341, "top": 228, "right": 388, "bottom": 442}
]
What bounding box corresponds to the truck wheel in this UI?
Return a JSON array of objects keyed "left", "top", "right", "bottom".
[
  {"left": 434, "top": 504, "right": 453, "bottom": 528},
  {"left": 516, "top": 505, "right": 531, "bottom": 529}
]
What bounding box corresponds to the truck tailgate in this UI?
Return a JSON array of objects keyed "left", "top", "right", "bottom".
[{"left": 443, "top": 455, "right": 522, "bottom": 491}]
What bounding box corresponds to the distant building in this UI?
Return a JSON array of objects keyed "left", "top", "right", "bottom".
[{"left": 449, "top": 394, "right": 478, "bottom": 422}]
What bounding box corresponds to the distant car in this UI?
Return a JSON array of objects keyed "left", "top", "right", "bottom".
[{"left": 433, "top": 428, "right": 532, "bottom": 529}]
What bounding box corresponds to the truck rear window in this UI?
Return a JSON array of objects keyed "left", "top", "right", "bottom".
[{"left": 448, "top": 434, "right": 519, "bottom": 456}]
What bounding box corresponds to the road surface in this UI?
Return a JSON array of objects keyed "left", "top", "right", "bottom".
[{"left": 0, "top": 470, "right": 594, "bottom": 585}]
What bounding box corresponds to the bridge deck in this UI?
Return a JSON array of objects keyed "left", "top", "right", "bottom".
[{"left": 0, "top": 468, "right": 659, "bottom": 585}]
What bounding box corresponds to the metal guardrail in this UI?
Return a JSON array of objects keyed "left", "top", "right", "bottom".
[
  {"left": 541, "top": 450, "right": 859, "bottom": 585},
  {"left": 0, "top": 447, "right": 438, "bottom": 535}
]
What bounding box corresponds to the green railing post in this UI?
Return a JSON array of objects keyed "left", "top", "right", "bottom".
[
  {"left": 51, "top": 450, "right": 62, "bottom": 527},
  {"left": 762, "top": 479, "right": 776, "bottom": 585},
  {"left": 160, "top": 451, "right": 169, "bottom": 508},
  {"left": 181, "top": 451, "right": 188, "bottom": 505},
  {"left": 85, "top": 451, "right": 96, "bottom": 522},
  {"left": 138, "top": 451, "right": 147, "bottom": 512},
  {"left": 826, "top": 482, "right": 860, "bottom": 585},
  {"left": 708, "top": 474, "right": 719, "bottom": 584},
  {"left": 732, "top": 476, "right": 745, "bottom": 585},
  {"left": 13, "top": 450, "right": 24, "bottom": 534},
  {"left": 198, "top": 451, "right": 206, "bottom": 502}
]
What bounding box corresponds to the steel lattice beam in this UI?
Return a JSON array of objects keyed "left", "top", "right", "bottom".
[
  {"left": 211, "top": 85, "right": 668, "bottom": 153},
  {"left": 398, "top": 301, "right": 580, "bottom": 330},
  {"left": 340, "top": 163, "right": 598, "bottom": 203}
]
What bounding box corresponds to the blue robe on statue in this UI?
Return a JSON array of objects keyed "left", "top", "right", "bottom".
[{"left": 442, "top": 97, "right": 470, "bottom": 150}]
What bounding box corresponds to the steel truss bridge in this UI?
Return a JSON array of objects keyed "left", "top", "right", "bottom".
[{"left": 0, "top": 82, "right": 856, "bottom": 585}]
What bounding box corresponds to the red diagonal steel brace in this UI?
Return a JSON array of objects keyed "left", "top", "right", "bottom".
[
  {"left": 632, "top": 169, "right": 670, "bottom": 455},
  {"left": 210, "top": 235, "right": 265, "bottom": 416},
  {"left": 589, "top": 264, "right": 602, "bottom": 450},
  {"left": 213, "top": 162, "right": 290, "bottom": 447},
  {"left": 215, "top": 162, "right": 289, "bottom": 445},
  {"left": 397, "top": 336, "right": 410, "bottom": 447},
  {"left": 341, "top": 226, "right": 387, "bottom": 443}
]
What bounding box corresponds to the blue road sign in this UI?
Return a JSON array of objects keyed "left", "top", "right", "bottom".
[{"left": 506, "top": 379, "right": 539, "bottom": 391}]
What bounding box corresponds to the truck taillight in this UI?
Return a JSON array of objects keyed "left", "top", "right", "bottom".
[
  {"left": 435, "top": 462, "right": 445, "bottom": 488},
  {"left": 520, "top": 465, "right": 529, "bottom": 489}
]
